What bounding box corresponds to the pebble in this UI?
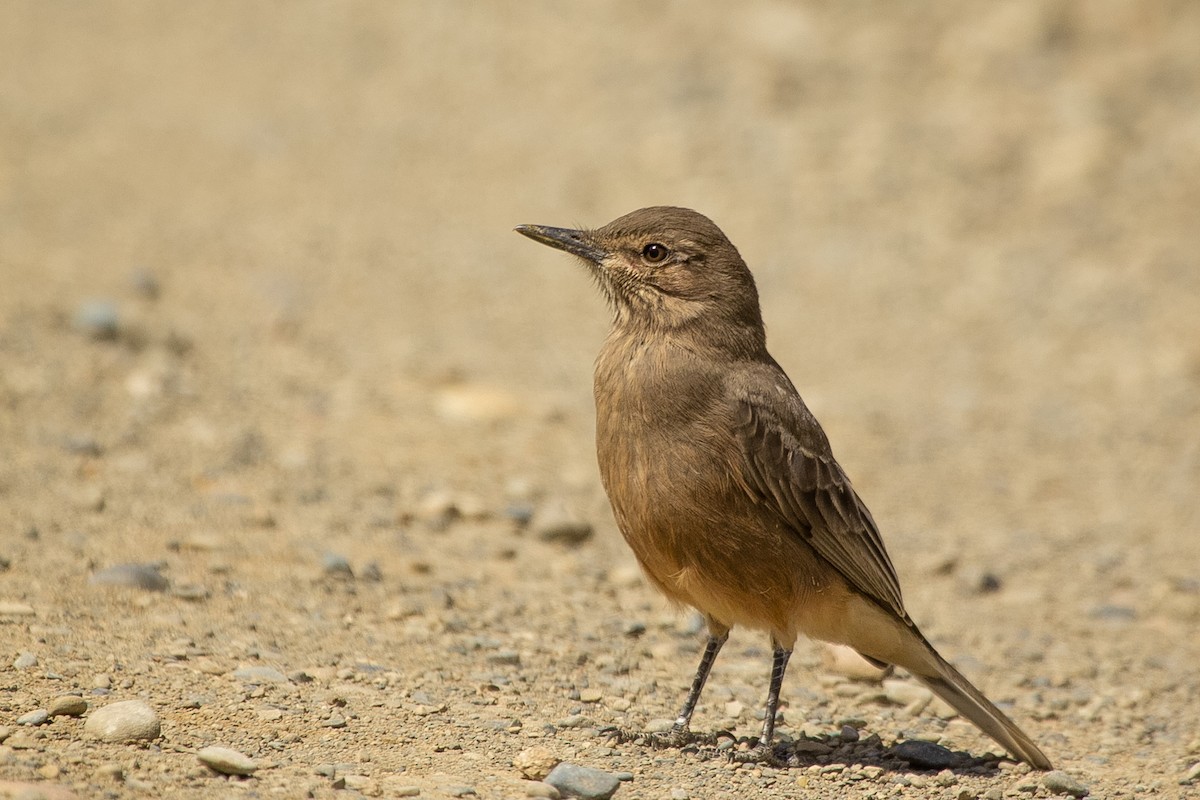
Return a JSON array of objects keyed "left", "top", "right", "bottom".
[
  {"left": 84, "top": 699, "right": 161, "bottom": 742},
  {"left": 534, "top": 503, "right": 594, "bottom": 546},
  {"left": 95, "top": 763, "right": 124, "bottom": 781},
  {"left": 839, "top": 724, "right": 859, "bottom": 742},
  {"left": 72, "top": 484, "right": 106, "bottom": 512},
  {"left": 49, "top": 695, "right": 89, "bottom": 717},
  {"left": 1042, "top": 770, "right": 1089, "bottom": 797},
  {"left": 891, "top": 740, "right": 963, "bottom": 770},
  {"left": 435, "top": 382, "right": 520, "bottom": 422},
  {"left": 88, "top": 563, "right": 169, "bottom": 592},
  {"left": 17, "top": 709, "right": 49, "bottom": 726},
  {"left": 545, "top": 763, "right": 621, "bottom": 800},
  {"left": 822, "top": 643, "right": 890, "bottom": 681},
  {"left": 197, "top": 745, "right": 258, "bottom": 776},
  {"left": 74, "top": 299, "right": 120, "bottom": 340},
  {"left": 233, "top": 665, "right": 289, "bottom": 684},
  {"left": 514, "top": 746, "right": 561, "bottom": 780},
  {"left": 0, "top": 601, "right": 36, "bottom": 616},
  {"left": 13, "top": 652, "right": 38, "bottom": 669},
  {"left": 522, "top": 780, "right": 561, "bottom": 798},
  {"left": 322, "top": 553, "right": 355, "bottom": 578},
  {"left": 1184, "top": 762, "right": 1200, "bottom": 784},
  {"left": 883, "top": 679, "right": 933, "bottom": 712}
]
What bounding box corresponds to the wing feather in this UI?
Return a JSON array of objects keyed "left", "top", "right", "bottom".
[{"left": 732, "top": 368, "right": 907, "bottom": 619}]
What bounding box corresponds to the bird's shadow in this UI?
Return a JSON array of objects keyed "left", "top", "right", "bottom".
[{"left": 609, "top": 727, "right": 1008, "bottom": 777}]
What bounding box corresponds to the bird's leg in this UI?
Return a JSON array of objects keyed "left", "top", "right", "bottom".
[
  {"left": 732, "top": 644, "right": 792, "bottom": 765},
  {"left": 655, "top": 628, "right": 729, "bottom": 745},
  {"left": 606, "top": 626, "right": 729, "bottom": 749}
]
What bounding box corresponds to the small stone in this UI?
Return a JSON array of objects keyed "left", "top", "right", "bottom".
[
  {"left": 74, "top": 299, "right": 120, "bottom": 340},
  {"left": 197, "top": 745, "right": 258, "bottom": 776},
  {"left": 72, "top": 484, "right": 106, "bottom": 512},
  {"left": 489, "top": 650, "right": 522, "bottom": 666},
  {"left": 534, "top": 503, "right": 593, "bottom": 546},
  {"left": 17, "top": 709, "right": 49, "bottom": 726},
  {"left": 522, "top": 781, "right": 561, "bottom": 798},
  {"left": 322, "top": 553, "right": 354, "bottom": 578},
  {"left": 557, "top": 715, "right": 589, "bottom": 729},
  {"left": 344, "top": 775, "right": 379, "bottom": 794},
  {"left": 839, "top": 724, "right": 859, "bottom": 742},
  {"left": 445, "top": 787, "right": 476, "bottom": 797},
  {"left": 321, "top": 714, "right": 348, "bottom": 728},
  {"left": 1042, "top": 770, "right": 1089, "bottom": 797},
  {"left": 84, "top": 699, "right": 161, "bottom": 742},
  {"left": 605, "top": 696, "right": 631, "bottom": 713},
  {"left": 670, "top": 790, "right": 689, "bottom": 800},
  {"left": 435, "top": 382, "right": 520, "bottom": 423},
  {"left": 545, "top": 763, "right": 621, "bottom": 800},
  {"left": 822, "top": 643, "right": 890, "bottom": 681},
  {"left": 233, "top": 665, "right": 289, "bottom": 684},
  {"left": 96, "top": 763, "right": 124, "bottom": 781},
  {"left": 88, "top": 563, "right": 169, "bottom": 592},
  {"left": 1184, "top": 762, "right": 1200, "bottom": 784},
  {"left": 892, "top": 740, "right": 963, "bottom": 770},
  {"left": 514, "top": 746, "right": 561, "bottom": 780},
  {"left": 578, "top": 689, "right": 603, "bottom": 704},
  {"left": 0, "top": 601, "right": 36, "bottom": 616},
  {"left": 645, "top": 718, "right": 676, "bottom": 734},
  {"left": 13, "top": 652, "right": 38, "bottom": 669},
  {"left": 49, "top": 695, "right": 89, "bottom": 717},
  {"left": 883, "top": 679, "right": 933, "bottom": 712}
]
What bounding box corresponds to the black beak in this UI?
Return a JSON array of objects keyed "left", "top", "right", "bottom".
[{"left": 514, "top": 224, "right": 607, "bottom": 264}]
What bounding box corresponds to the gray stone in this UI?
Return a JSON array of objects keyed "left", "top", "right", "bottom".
[
  {"left": 88, "top": 563, "right": 169, "bottom": 592},
  {"left": 13, "top": 652, "right": 38, "bottom": 670},
  {"left": 84, "top": 699, "right": 161, "bottom": 742},
  {"left": 545, "top": 763, "right": 621, "bottom": 800},
  {"left": 322, "top": 553, "right": 354, "bottom": 578},
  {"left": 74, "top": 300, "right": 120, "bottom": 340},
  {"left": 17, "top": 709, "right": 49, "bottom": 726},
  {"left": 197, "top": 745, "right": 258, "bottom": 776},
  {"left": 1184, "top": 762, "right": 1200, "bottom": 785},
  {"left": 233, "top": 665, "right": 289, "bottom": 684},
  {"left": 534, "top": 504, "right": 594, "bottom": 546},
  {"left": 891, "top": 740, "right": 963, "bottom": 770},
  {"left": 1042, "top": 770, "right": 1089, "bottom": 797},
  {"left": 48, "top": 695, "right": 88, "bottom": 717}
]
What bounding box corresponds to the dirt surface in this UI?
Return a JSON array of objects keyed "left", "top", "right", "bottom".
[{"left": 2, "top": 3, "right": 1199, "bottom": 799}]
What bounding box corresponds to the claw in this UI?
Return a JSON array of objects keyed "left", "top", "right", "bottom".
[{"left": 730, "top": 741, "right": 785, "bottom": 767}]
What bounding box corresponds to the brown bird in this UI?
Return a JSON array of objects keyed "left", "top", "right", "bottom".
[{"left": 515, "top": 207, "right": 1051, "bottom": 769}]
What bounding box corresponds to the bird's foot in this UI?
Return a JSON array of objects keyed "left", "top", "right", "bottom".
[
  {"left": 729, "top": 740, "right": 785, "bottom": 767},
  {"left": 600, "top": 725, "right": 722, "bottom": 750}
]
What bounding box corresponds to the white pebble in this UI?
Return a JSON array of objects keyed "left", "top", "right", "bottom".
[
  {"left": 197, "top": 745, "right": 258, "bottom": 776},
  {"left": 84, "top": 700, "right": 161, "bottom": 742}
]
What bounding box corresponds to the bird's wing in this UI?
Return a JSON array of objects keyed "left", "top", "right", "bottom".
[{"left": 731, "top": 367, "right": 907, "bottom": 619}]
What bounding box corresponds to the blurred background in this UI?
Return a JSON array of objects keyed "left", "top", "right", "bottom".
[{"left": 1, "top": 1, "right": 1198, "bottom": 794}]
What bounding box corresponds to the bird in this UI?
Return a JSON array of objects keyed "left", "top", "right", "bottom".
[{"left": 514, "top": 206, "right": 1051, "bottom": 769}]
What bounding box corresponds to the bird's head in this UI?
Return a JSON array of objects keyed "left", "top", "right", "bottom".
[{"left": 516, "top": 206, "right": 765, "bottom": 351}]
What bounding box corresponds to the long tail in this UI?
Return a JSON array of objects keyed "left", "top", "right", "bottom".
[{"left": 884, "top": 623, "right": 1052, "bottom": 769}]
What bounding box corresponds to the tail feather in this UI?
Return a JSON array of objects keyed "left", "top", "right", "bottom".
[{"left": 908, "top": 644, "right": 1052, "bottom": 769}]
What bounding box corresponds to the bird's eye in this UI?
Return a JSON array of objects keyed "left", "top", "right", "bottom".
[{"left": 641, "top": 243, "right": 670, "bottom": 264}]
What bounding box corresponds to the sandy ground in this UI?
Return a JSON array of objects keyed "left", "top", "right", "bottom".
[{"left": 2, "top": 2, "right": 1199, "bottom": 798}]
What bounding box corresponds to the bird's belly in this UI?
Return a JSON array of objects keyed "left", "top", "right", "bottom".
[{"left": 600, "top": 439, "right": 834, "bottom": 643}]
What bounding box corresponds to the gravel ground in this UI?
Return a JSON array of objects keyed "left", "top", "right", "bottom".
[{"left": 2, "top": 3, "right": 1199, "bottom": 799}]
